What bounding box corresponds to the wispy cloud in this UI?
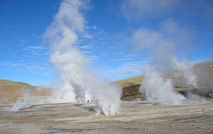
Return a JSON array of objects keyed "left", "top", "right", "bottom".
[
  {"left": 86, "top": 25, "right": 97, "bottom": 30},
  {"left": 79, "top": 45, "right": 92, "bottom": 50},
  {"left": 192, "top": 57, "right": 210, "bottom": 64},
  {"left": 0, "top": 63, "right": 22, "bottom": 68},
  {"left": 23, "top": 45, "right": 46, "bottom": 50},
  {"left": 121, "top": 0, "right": 213, "bottom": 23},
  {"left": 121, "top": 0, "right": 178, "bottom": 20},
  {"left": 0, "top": 62, "right": 52, "bottom": 76},
  {"left": 103, "top": 60, "right": 148, "bottom": 81},
  {"left": 129, "top": 19, "right": 195, "bottom": 54},
  {"left": 22, "top": 45, "right": 49, "bottom": 58}
]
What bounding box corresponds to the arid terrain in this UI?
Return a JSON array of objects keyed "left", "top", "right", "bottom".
[
  {"left": 0, "top": 61, "right": 212, "bottom": 133},
  {"left": 0, "top": 99, "right": 213, "bottom": 134},
  {"left": 1, "top": 0, "right": 212, "bottom": 133},
  {"left": 0, "top": 61, "right": 212, "bottom": 102},
  {"left": 114, "top": 61, "right": 213, "bottom": 100},
  {"left": 0, "top": 80, "right": 50, "bottom": 103}
]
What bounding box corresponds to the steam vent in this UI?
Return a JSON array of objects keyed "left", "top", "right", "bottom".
[{"left": 0, "top": 0, "right": 213, "bottom": 133}]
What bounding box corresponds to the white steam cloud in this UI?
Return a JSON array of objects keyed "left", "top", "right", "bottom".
[
  {"left": 121, "top": 0, "right": 213, "bottom": 22},
  {"left": 44, "top": 0, "right": 90, "bottom": 103},
  {"left": 130, "top": 20, "right": 197, "bottom": 105},
  {"left": 194, "top": 61, "right": 213, "bottom": 89},
  {"left": 141, "top": 66, "right": 184, "bottom": 105},
  {"left": 11, "top": 89, "right": 48, "bottom": 111},
  {"left": 10, "top": 0, "right": 122, "bottom": 116}
]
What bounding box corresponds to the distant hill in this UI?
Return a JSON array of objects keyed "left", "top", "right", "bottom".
[
  {"left": 113, "top": 61, "right": 213, "bottom": 100},
  {"left": 0, "top": 61, "right": 212, "bottom": 102},
  {"left": 113, "top": 75, "right": 143, "bottom": 87},
  {"left": 113, "top": 61, "right": 213, "bottom": 89},
  {"left": 0, "top": 80, "right": 50, "bottom": 103},
  {"left": 194, "top": 61, "right": 213, "bottom": 89}
]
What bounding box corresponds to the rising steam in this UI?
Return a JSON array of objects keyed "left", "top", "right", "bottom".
[
  {"left": 131, "top": 20, "right": 198, "bottom": 105},
  {"left": 141, "top": 66, "right": 184, "bottom": 105},
  {"left": 44, "top": 0, "right": 90, "bottom": 103},
  {"left": 11, "top": 0, "right": 122, "bottom": 116}
]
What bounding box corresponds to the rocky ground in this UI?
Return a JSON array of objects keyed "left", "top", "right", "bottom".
[{"left": 0, "top": 99, "right": 213, "bottom": 134}]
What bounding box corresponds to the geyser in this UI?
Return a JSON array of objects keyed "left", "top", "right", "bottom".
[
  {"left": 130, "top": 20, "right": 198, "bottom": 105},
  {"left": 11, "top": 0, "right": 122, "bottom": 116},
  {"left": 45, "top": 0, "right": 122, "bottom": 115},
  {"left": 141, "top": 66, "right": 185, "bottom": 105}
]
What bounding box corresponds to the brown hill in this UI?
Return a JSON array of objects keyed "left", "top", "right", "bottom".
[
  {"left": 113, "top": 61, "right": 213, "bottom": 100},
  {"left": 112, "top": 75, "right": 143, "bottom": 87},
  {"left": 0, "top": 61, "right": 212, "bottom": 102},
  {"left": 0, "top": 80, "right": 50, "bottom": 103},
  {"left": 194, "top": 61, "right": 213, "bottom": 89},
  {"left": 113, "top": 61, "right": 213, "bottom": 89}
]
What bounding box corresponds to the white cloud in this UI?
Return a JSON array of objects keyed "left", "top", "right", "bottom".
[
  {"left": 0, "top": 62, "right": 52, "bottom": 75},
  {"left": 121, "top": 0, "right": 213, "bottom": 23},
  {"left": 128, "top": 19, "right": 197, "bottom": 74},
  {"left": 22, "top": 45, "right": 49, "bottom": 58},
  {"left": 121, "top": 0, "right": 178, "bottom": 20},
  {"left": 192, "top": 57, "right": 210, "bottom": 64},
  {"left": 92, "top": 26, "right": 97, "bottom": 29},
  {"left": 130, "top": 19, "right": 195, "bottom": 53},
  {"left": 86, "top": 25, "right": 97, "bottom": 30},
  {"left": 0, "top": 63, "right": 22, "bottom": 68},
  {"left": 23, "top": 45, "right": 46, "bottom": 50},
  {"left": 79, "top": 45, "right": 92, "bottom": 50}
]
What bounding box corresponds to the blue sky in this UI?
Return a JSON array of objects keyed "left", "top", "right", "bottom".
[{"left": 0, "top": 0, "right": 212, "bottom": 86}]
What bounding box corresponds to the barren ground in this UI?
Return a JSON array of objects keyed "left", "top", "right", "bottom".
[{"left": 0, "top": 99, "right": 213, "bottom": 134}]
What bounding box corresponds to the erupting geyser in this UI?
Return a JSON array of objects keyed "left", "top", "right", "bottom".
[
  {"left": 11, "top": 0, "right": 122, "bottom": 116},
  {"left": 141, "top": 66, "right": 185, "bottom": 105},
  {"left": 44, "top": 0, "right": 122, "bottom": 115},
  {"left": 130, "top": 20, "right": 198, "bottom": 105}
]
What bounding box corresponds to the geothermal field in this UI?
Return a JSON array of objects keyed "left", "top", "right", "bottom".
[
  {"left": 0, "top": 60, "right": 213, "bottom": 134},
  {"left": 0, "top": 99, "right": 213, "bottom": 134},
  {"left": 1, "top": 0, "right": 213, "bottom": 133}
]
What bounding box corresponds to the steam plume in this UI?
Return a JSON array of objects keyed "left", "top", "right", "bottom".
[
  {"left": 44, "top": 0, "right": 90, "bottom": 103},
  {"left": 44, "top": 0, "right": 121, "bottom": 115},
  {"left": 131, "top": 20, "right": 197, "bottom": 105},
  {"left": 10, "top": 0, "right": 122, "bottom": 116},
  {"left": 141, "top": 66, "right": 184, "bottom": 105}
]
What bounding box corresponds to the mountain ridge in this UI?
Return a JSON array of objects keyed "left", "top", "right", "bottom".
[
  {"left": 0, "top": 79, "right": 50, "bottom": 102},
  {"left": 0, "top": 61, "right": 212, "bottom": 102}
]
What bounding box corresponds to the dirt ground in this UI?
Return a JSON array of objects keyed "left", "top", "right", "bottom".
[{"left": 0, "top": 99, "right": 213, "bottom": 134}]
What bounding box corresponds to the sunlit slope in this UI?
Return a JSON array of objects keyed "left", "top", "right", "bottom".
[
  {"left": 0, "top": 61, "right": 212, "bottom": 102},
  {"left": 112, "top": 75, "right": 143, "bottom": 87},
  {"left": 194, "top": 61, "right": 213, "bottom": 89},
  {"left": 113, "top": 61, "right": 213, "bottom": 89},
  {"left": 0, "top": 80, "right": 50, "bottom": 102},
  {"left": 112, "top": 61, "right": 213, "bottom": 100}
]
